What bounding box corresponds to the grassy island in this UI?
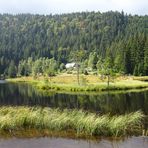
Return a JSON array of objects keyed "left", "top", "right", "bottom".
[
  {"left": 7, "top": 75, "right": 148, "bottom": 92},
  {"left": 0, "top": 106, "right": 145, "bottom": 137}
]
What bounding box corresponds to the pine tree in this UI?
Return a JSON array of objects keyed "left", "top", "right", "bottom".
[{"left": 8, "top": 60, "right": 17, "bottom": 78}]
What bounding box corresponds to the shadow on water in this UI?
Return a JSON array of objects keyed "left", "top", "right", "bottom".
[{"left": 0, "top": 81, "right": 148, "bottom": 115}]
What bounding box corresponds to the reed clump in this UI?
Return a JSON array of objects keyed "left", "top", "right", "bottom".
[{"left": 0, "top": 107, "right": 144, "bottom": 137}]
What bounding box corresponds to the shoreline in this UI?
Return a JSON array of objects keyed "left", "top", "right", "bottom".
[{"left": 7, "top": 76, "right": 148, "bottom": 93}]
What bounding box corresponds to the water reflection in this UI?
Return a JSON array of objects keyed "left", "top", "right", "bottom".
[{"left": 0, "top": 82, "right": 148, "bottom": 115}]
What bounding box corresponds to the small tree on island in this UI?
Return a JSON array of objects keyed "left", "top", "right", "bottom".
[
  {"left": 45, "top": 58, "right": 57, "bottom": 83},
  {"left": 71, "top": 50, "right": 85, "bottom": 85},
  {"left": 97, "top": 58, "right": 116, "bottom": 88}
]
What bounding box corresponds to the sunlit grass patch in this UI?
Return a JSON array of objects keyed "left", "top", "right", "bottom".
[{"left": 7, "top": 75, "right": 148, "bottom": 92}]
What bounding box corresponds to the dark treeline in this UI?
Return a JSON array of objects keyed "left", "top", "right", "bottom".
[{"left": 0, "top": 11, "right": 147, "bottom": 77}]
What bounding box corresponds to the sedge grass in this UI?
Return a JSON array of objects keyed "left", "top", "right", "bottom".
[{"left": 0, "top": 107, "right": 144, "bottom": 137}]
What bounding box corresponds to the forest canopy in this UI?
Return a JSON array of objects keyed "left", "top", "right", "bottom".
[{"left": 0, "top": 11, "right": 147, "bottom": 77}]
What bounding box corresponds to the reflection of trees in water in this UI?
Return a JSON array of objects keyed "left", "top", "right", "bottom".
[
  {"left": 0, "top": 83, "right": 44, "bottom": 105},
  {"left": 0, "top": 83, "right": 148, "bottom": 115},
  {"left": 99, "top": 92, "right": 148, "bottom": 115}
]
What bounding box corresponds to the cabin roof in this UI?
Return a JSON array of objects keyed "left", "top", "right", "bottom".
[{"left": 65, "top": 62, "right": 76, "bottom": 68}]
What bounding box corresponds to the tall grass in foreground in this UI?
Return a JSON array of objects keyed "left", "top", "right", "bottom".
[{"left": 0, "top": 107, "right": 144, "bottom": 137}]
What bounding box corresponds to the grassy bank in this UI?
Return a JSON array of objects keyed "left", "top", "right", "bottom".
[
  {"left": 7, "top": 75, "right": 148, "bottom": 92},
  {"left": 0, "top": 106, "right": 144, "bottom": 137}
]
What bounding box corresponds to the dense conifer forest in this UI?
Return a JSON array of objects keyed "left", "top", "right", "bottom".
[{"left": 0, "top": 11, "right": 147, "bottom": 77}]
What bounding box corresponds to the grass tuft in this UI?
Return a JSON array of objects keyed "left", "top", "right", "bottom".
[{"left": 0, "top": 107, "right": 144, "bottom": 137}]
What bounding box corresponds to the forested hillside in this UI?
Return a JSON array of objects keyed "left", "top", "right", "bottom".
[{"left": 0, "top": 11, "right": 147, "bottom": 77}]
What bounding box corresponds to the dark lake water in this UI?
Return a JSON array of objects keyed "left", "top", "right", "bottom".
[
  {"left": 0, "top": 136, "right": 147, "bottom": 148},
  {"left": 0, "top": 81, "right": 148, "bottom": 115},
  {"left": 0, "top": 80, "right": 148, "bottom": 147}
]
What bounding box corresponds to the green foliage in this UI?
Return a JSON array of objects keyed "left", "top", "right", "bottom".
[
  {"left": 88, "top": 52, "right": 98, "bottom": 70},
  {"left": 59, "top": 63, "right": 65, "bottom": 71},
  {"left": 8, "top": 61, "right": 17, "bottom": 78},
  {"left": 18, "top": 57, "right": 57, "bottom": 77},
  {"left": 144, "top": 39, "right": 148, "bottom": 75},
  {"left": 71, "top": 50, "right": 86, "bottom": 85},
  {"left": 0, "top": 12, "right": 147, "bottom": 76},
  {"left": 0, "top": 107, "right": 144, "bottom": 137},
  {"left": 45, "top": 58, "right": 57, "bottom": 77},
  {"left": 97, "top": 57, "right": 116, "bottom": 87}
]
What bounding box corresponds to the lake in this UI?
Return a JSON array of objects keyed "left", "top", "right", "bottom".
[
  {"left": 0, "top": 81, "right": 148, "bottom": 115},
  {"left": 0, "top": 80, "right": 148, "bottom": 148},
  {"left": 0, "top": 136, "right": 147, "bottom": 148}
]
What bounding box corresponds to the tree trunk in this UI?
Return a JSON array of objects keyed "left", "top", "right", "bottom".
[
  {"left": 77, "top": 63, "right": 80, "bottom": 85},
  {"left": 107, "top": 75, "right": 110, "bottom": 88}
]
